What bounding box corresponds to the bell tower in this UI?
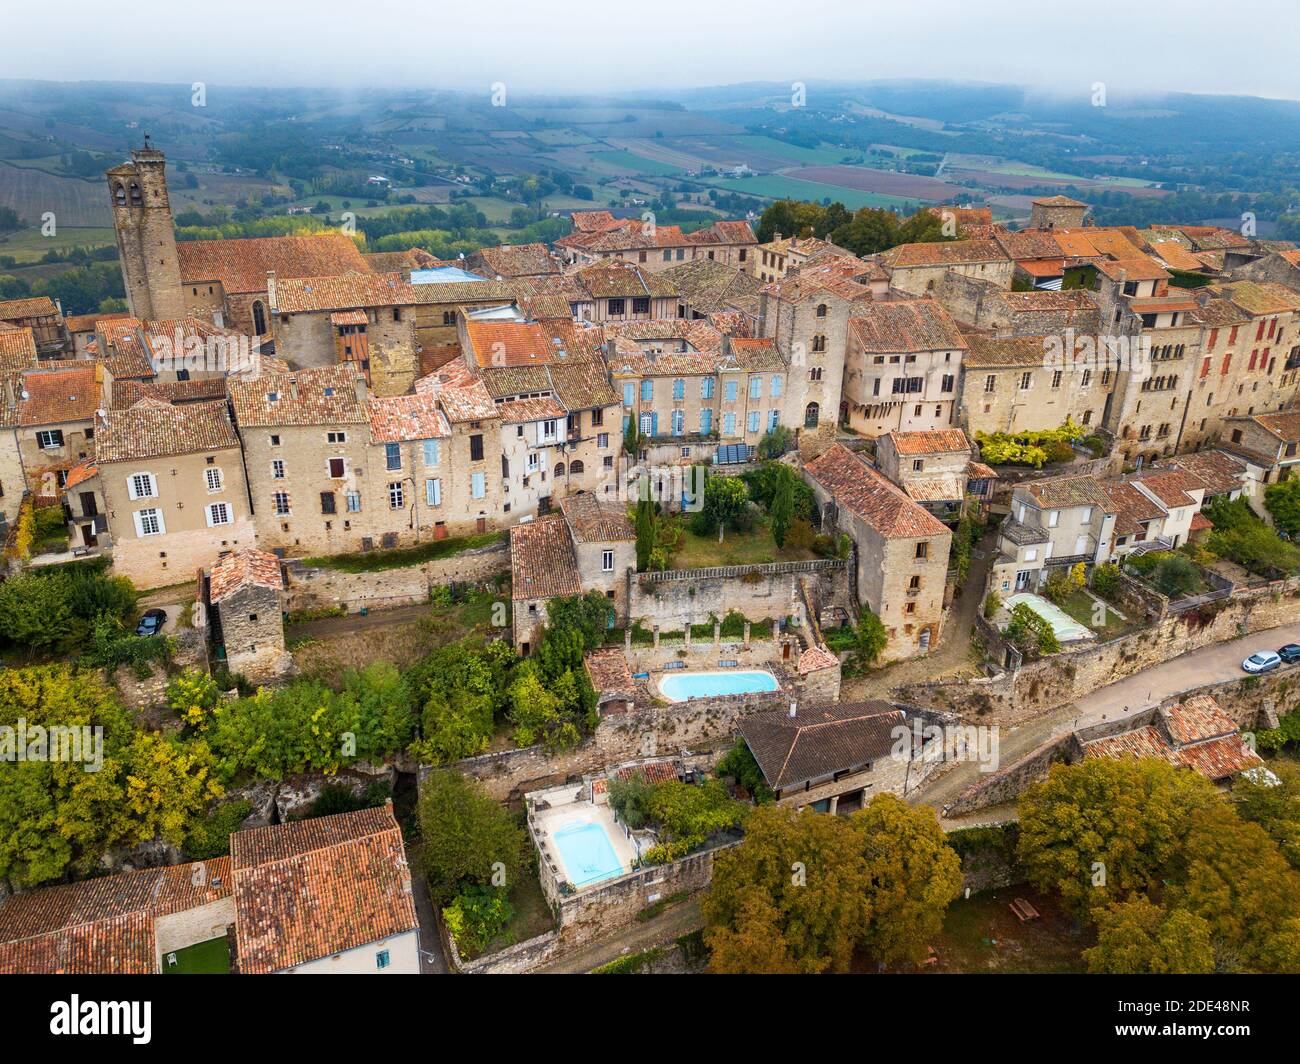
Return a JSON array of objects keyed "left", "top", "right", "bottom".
[{"left": 107, "top": 137, "right": 185, "bottom": 321}]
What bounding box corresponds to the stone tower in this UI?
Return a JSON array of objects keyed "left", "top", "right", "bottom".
[{"left": 107, "top": 141, "right": 185, "bottom": 320}]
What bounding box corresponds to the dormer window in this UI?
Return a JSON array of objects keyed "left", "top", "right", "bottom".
[{"left": 267, "top": 391, "right": 279, "bottom": 402}]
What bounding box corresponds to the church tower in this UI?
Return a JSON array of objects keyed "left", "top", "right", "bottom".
[{"left": 107, "top": 139, "right": 185, "bottom": 321}]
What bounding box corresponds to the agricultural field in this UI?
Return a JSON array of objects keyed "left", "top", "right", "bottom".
[
  {"left": 0, "top": 161, "right": 111, "bottom": 227},
  {"left": 783, "top": 164, "right": 970, "bottom": 201},
  {"left": 700, "top": 174, "right": 918, "bottom": 211},
  {"left": 0, "top": 226, "right": 116, "bottom": 263}
]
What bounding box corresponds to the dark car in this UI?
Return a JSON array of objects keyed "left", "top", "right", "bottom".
[
  {"left": 1279, "top": 644, "right": 1300, "bottom": 664},
  {"left": 135, "top": 609, "right": 167, "bottom": 637}
]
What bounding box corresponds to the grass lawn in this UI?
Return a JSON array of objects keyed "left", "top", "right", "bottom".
[
  {"left": 669, "top": 519, "right": 817, "bottom": 570},
  {"left": 163, "top": 936, "right": 231, "bottom": 974},
  {"left": 1058, "top": 588, "right": 1133, "bottom": 641},
  {"left": 303, "top": 531, "right": 504, "bottom": 573},
  {"left": 860, "top": 888, "right": 1088, "bottom": 973}
]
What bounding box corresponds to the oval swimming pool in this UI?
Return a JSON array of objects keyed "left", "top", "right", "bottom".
[{"left": 658, "top": 669, "right": 779, "bottom": 702}]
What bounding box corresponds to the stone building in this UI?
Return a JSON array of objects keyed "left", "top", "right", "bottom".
[
  {"left": 230, "top": 804, "right": 420, "bottom": 974},
  {"left": 208, "top": 547, "right": 288, "bottom": 682},
  {"left": 107, "top": 146, "right": 187, "bottom": 321},
  {"left": 737, "top": 700, "right": 914, "bottom": 812},
  {"left": 875, "top": 428, "right": 987, "bottom": 525},
  {"left": 803, "top": 443, "right": 951, "bottom": 661},
  {"left": 511, "top": 512, "right": 583, "bottom": 654},
  {"left": 1219, "top": 410, "right": 1300, "bottom": 495},
  {"left": 12, "top": 363, "right": 101, "bottom": 503},
  {"left": 880, "top": 238, "right": 1014, "bottom": 297},
  {"left": 464, "top": 242, "right": 563, "bottom": 280},
  {"left": 1028, "top": 195, "right": 1090, "bottom": 230},
  {"left": 559, "top": 491, "right": 635, "bottom": 621},
  {"left": 555, "top": 212, "right": 756, "bottom": 272},
  {"left": 0, "top": 296, "right": 68, "bottom": 358},
  {"left": 414, "top": 362, "right": 504, "bottom": 535},
  {"left": 841, "top": 299, "right": 966, "bottom": 436},
  {"left": 96, "top": 399, "right": 254, "bottom": 588}
]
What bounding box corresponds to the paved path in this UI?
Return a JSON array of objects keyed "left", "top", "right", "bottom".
[
  {"left": 407, "top": 850, "right": 448, "bottom": 974},
  {"left": 913, "top": 618, "right": 1300, "bottom": 813},
  {"left": 533, "top": 898, "right": 702, "bottom": 974}
]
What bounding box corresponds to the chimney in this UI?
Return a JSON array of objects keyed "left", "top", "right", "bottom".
[
  {"left": 774, "top": 231, "right": 782, "bottom": 244},
  {"left": 353, "top": 371, "right": 368, "bottom": 409},
  {"left": 788, "top": 701, "right": 797, "bottom": 718}
]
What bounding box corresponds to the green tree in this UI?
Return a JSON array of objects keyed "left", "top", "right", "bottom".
[
  {"left": 1084, "top": 896, "right": 1215, "bottom": 974},
  {"left": 1232, "top": 761, "right": 1300, "bottom": 870},
  {"left": 701, "top": 476, "right": 748, "bottom": 541},
  {"left": 1017, "top": 757, "right": 1219, "bottom": 919},
  {"left": 1264, "top": 478, "right": 1300, "bottom": 538},
  {"left": 769, "top": 468, "right": 795, "bottom": 548},
  {"left": 855, "top": 607, "right": 888, "bottom": 667},
  {"left": 0, "top": 572, "right": 75, "bottom": 650},
  {"left": 634, "top": 498, "right": 655, "bottom": 571},
  {"left": 1152, "top": 554, "right": 1200, "bottom": 598},
  {"left": 417, "top": 770, "right": 530, "bottom": 905}
]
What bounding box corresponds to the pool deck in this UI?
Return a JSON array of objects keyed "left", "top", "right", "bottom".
[{"left": 529, "top": 785, "right": 639, "bottom": 892}]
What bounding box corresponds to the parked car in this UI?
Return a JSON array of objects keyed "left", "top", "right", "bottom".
[
  {"left": 1278, "top": 644, "right": 1300, "bottom": 664},
  {"left": 1242, "top": 650, "right": 1282, "bottom": 674},
  {"left": 135, "top": 609, "right": 167, "bottom": 637}
]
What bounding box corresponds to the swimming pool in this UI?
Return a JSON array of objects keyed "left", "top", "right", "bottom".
[
  {"left": 552, "top": 820, "right": 626, "bottom": 887},
  {"left": 658, "top": 669, "right": 779, "bottom": 702}
]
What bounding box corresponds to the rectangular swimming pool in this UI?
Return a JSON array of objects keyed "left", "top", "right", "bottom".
[
  {"left": 658, "top": 669, "right": 779, "bottom": 702},
  {"left": 552, "top": 820, "right": 625, "bottom": 887},
  {"left": 1003, "top": 592, "right": 1093, "bottom": 642}
]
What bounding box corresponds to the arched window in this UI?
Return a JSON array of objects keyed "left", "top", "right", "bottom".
[
  {"left": 804, "top": 402, "right": 820, "bottom": 429},
  {"left": 812, "top": 334, "right": 826, "bottom": 352},
  {"left": 554, "top": 462, "right": 566, "bottom": 477},
  {"left": 129, "top": 182, "right": 143, "bottom": 206},
  {"left": 815, "top": 303, "right": 828, "bottom": 318},
  {"left": 252, "top": 301, "right": 267, "bottom": 335},
  {"left": 113, "top": 183, "right": 126, "bottom": 207},
  {"left": 569, "top": 459, "right": 585, "bottom": 476}
]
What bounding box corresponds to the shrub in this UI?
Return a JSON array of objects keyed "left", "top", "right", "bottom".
[
  {"left": 1152, "top": 555, "right": 1201, "bottom": 598},
  {"left": 1091, "top": 562, "right": 1122, "bottom": 600},
  {"left": 983, "top": 589, "right": 1002, "bottom": 619},
  {"left": 443, "top": 885, "right": 514, "bottom": 959}
]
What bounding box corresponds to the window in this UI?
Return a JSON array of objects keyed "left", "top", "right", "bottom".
[
  {"left": 272, "top": 459, "right": 286, "bottom": 480},
  {"left": 671, "top": 409, "right": 685, "bottom": 436},
  {"left": 623, "top": 382, "right": 635, "bottom": 407},
  {"left": 128, "top": 472, "right": 157, "bottom": 500},
  {"left": 984, "top": 374, "right": 996, "bottom": 393},
  {"left": 426, "top": 478, "right": 442, "bottom": 506},
  {"left": 471, "top": 472, "right": 486, "bottom": 499},
  {"left": 749, "top": 376, "right": 762, "bottom": 399},
  {"left": 804, "top": 402, "right": 820, "bottom": 428},
  {"left": 346, "top": 491, "right": 362, "bottom": 513},
  {"left": 133, "top": 508, "right": 164, "bottom": 537},
  {"left": 320, "top": 492, "right": 336, "bottom": 515},
  {"left": 747, "top": 411, "right": 760, "bottom": 433},
  {"left": 323, "top": 457, "right": 345, "bottom": 480},
  {"left": 422, "top": 439, "right": 441, "bottom": 466},
  {"left": 723, "top": 412, "right": 736, "bottom": 435},
  {"left": 701, "top": 377, "right": 715, "bottom": 399},
  {"left": 769, "top": 410, "right": 780, "bottom": 430},
  {"left": 915, "top": 542, "right": 928, "bottom": 560},
  {"left": 327, "top": 431, "right": 347, "bottom": 444},
  {"left": 909, "top": 574, "right": 921, "bottom": 590},
  {"left": 388, "top": 482, "right": 405, "bottom": 509},
  {"left": 700, "top": 408, "right": 713, "bottom": 435},
  {"left": 270, "top": 434, "right": 281, "bottom": 447},
  {"left": 809, "top": 367, "right": 823, "bottom": 382},
  {"left": 540, "top": 419, "right": 558, "bottom": 443},
  {"left": 607, "top": 297, "right": 625, "bottom": 316},
  {"left": 36, "top": 429, "right": 64, "bottom": 449},
  {"left": 206, "top": 502, "right": 231, "bottom": 526},
  {"left": 725, "top": 380, "right": 738, "bottom": 402},
  {"left": 913, "top": 458, "right": 924, "bottom": 472},
  {"left": 273, "top": 492, "right": 290, "bottom": 516},
  {"left": 591, "top": 408, "right": 603, "bottom": 427},
  {"left": 602, "top": 549, "right": 614, "bottom": 572},
  {"left": 1048, "top": 510, "right": 1059, "bottom": 527},
  {"left": 376, "top": 950, "right": 390, "bottom": 970},
  {"left": 812, "top": 334, "right": 827, "bottom": 352},
  {"left": 1019, "top": 372, "right": 1032, "bottom": 390},
  {"left": 385, "top": 442, "right": 401, "bottom": 471},
  {"left": 597, "top": 433, "right": 609, "bottom": 448},
  {"left": 941, "top": 374, "right": 955, "bottom": 393},
  {"left": 1051, "top": 371, "right": 1063, "bottom": 389},
  {"left": 469, "top": 434, "right": 484, "bottom": 462},
  {"left": 443, "top": 311, "right": 455, "bottom": 326},
  {"left": 632, "top": 297, "right": 650, "bottom": 315}
]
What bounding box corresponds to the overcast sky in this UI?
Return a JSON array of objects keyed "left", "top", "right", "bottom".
[{"left": 11, "top": 0, "right": 1300, "bottom": 101}]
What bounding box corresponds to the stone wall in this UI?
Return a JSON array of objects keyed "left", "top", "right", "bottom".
[
  {"left": 442, "top": 688, "right": 794, "bottom": 802},
  {"left": 283, "top": 537, "right": 508, "bottom": 612},
  {"left": 898, "top": 578, "right": 1300, "bottom": 725},
  {"left": 628, "top": 559, "right": 851, "bottom": 632}
]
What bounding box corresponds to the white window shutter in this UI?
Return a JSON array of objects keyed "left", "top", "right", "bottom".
[
  {"left": 156, "top": 509, "right": 166, "bottom": 535},
  {"left": 132, "top": 510, "right": 145, "bottom": 536}
]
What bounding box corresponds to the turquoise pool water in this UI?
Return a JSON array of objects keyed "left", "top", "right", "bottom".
[
  {"left": 659, "top": 669, "right": 779, "bottom": 702},
  {"left": 553, "top": 820, "right": 625, "bottom": 887}
]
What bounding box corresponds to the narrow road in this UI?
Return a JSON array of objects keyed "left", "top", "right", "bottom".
[
  {"left": 533, "top": 898, "right": 702, "bottom": 974},
  {"left": 407, "top": 851, "right": 448, "bottom": 974},
  {"left": 913, "top": 618, "right": 1300, "bottom": 812}
]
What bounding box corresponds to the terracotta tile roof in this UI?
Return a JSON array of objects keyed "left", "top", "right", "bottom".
[
  {"left": 16, "top": 365, "right": 100, "bottom": 426},
  {"left": 886, "top": 428, "right": 971, "bottom": 456},
  {"left": 0, "top": 296, "right": 59, "bottom": 321},
  {"left": 0, "top": 327, "right": 38, "bottom": 372},
  {"left": 1094, "top": 256, "right": 1171, "bottom": 282},
  {"left": 0, "top": 858, "right": 232, "bottom": 974},
  {"left": 570, "top": 210, "right": 617, "bottom": 232},
  {"left": 417, "top": 360, "right": 499, "bottom": 423},
  {"left": 466, "top": 319, "right": 562, "bottom": 368},
  {"left": 1032, "top": 195, "right": 1089, "bottom": 207},
  {"left": 614, "top": 760, "right": 679, "bottom": 783},
  {"left": 961, "top": 333, "right": 1052, "bottom": 368},
  {"left": 967, "top": 461, "right": 998, "bottom": 480},
  {"left": 995, "top": 229, "right": 1065, "bottom": 261},
  {"left": 1130, "top": 469, "right": 1203, "bottom": 509},
  {"left": 64, "top": 311, "right": 132, "bottom": 334},
  {"left": 1188, "top": 297, "right": 1251, "bottom": 328},
  {"left": 210, "top": 548, "right": 284, "bottom": 603},
  {"left": 804, "top": 443, "right": 950, "bottom": 539},
  {"left": 110, "top": 376, "right": 228, "bottom": 410},
  {"left": 1083, "top": 725, "right": 1170, "bottom": 762},
  {"left": 1102, "top": 480, "right": 1164, "bottom": 536},
  {"left": 1023, "top": 475, "right": 1112, "bottom": 510},
  {"left": 720, "top": 337, "right": 785, "bottom": 372},
  {"left": 1246, "top": 411, "right": 1300, "bottom": 444},
  {"left": 465, "top": 242, "right": 562, "bottom": 278},
  {"left": 362, "top": 249, "right": 443, "bottom": 271},
  {"left": 178, "top": 233, "right": 370, "bottom": 295},
  {"left": 574, "top": 260, "right": 677, "bottom": 299},
  {"left": 547, "top": 359, "right": 620, "bottom": 410},
  {"left": 510, "top": 513, "right": 581, "bottom": 600},
  {"left": 368, "top": 391, "right": 450, "bottom": 443},
  {"left": 1211, "top": 280, "right": 1300, "bottom": 316},
  {"left": 1161, "top": 693, "right": 1236, "bottom": 744},
  {"left": 1158, "top": 450, "right": 1247, "bottom": 496},
  {"left": 1147, "top": 240, "right": 1206, "bottom": 273},
  {"left": 660, "top": 258, "right": 762, "bottom": 317},
  {"left": 881, "top": 238, "right": 1009, "bottom": 268},
  {"left": 96, "top": 398, "right": 238, "bottom": 463},
  {"left": 497, "top": 396, "right": 566, "bottom": 424},
  {"left": 560, "top": 491, "right": 634, "bottom": 542},
  {"left": 230, "top": 805, "right": 417, "bottom": 974},
  {"left": 739, "top": 700, "right": 904, "bottom": 790},
  {"left": 797, "top": 645, "right": 840, "bottom": 674},
  {"left": 585, "top": 646, "right": 635, "bottom": 696},
  {"left": 850, "top": 300, "right": 966, "bottom": 353},
  {"left": 229, "top": 364, "right": 368, "bottom": 427},
  {"left": 762, "top": 259, "right": 876, "bottom": 304}
]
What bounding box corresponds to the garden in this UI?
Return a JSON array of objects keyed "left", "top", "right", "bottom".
[{"left": 974, "top": 419, "right": 1104, "bottom": 470}]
